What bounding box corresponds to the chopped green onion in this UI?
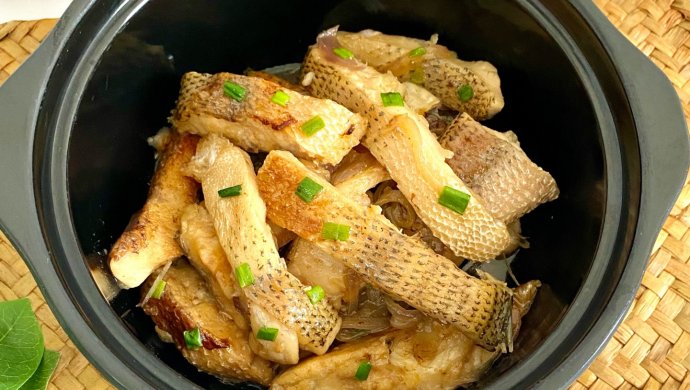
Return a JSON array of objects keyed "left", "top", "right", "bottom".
[
  {"left": 271, "top": 90, "right": 290, "bottom": 107},
  {"left": 306, "top": 285, "right": 326, "bottom": 304},
  {"left": 410, "top": 68, "right": 424, "bottom": 85},
  {"left": 295, "top": 177, "right": 323, "bottom": 203},
  {"left": 235, "top": 263, "right": 255, "bottom": 288},
  {"left": 218, "top": 184, "right": 242, "bottom": 198},
  {"left": 355, "top": 361, "right": 372, "bottom": 381},
  {"left": 380, "top": 92, "right": 405, "bottom": 107},
  {"left": 409, "top": 47, "right": 427, "bottom": 57},
  {"left": 183, "top": 327, "right": 203, "bottom": 349},
  {"left": 151, "top": 280, "right": 166, "bottom": 299},
  {"left": 438, "top": 186, "right": 471, "bottom": 215},
  {"left": 256, "top": 327, "right": 279, "bottom": 341},
  {"left": 223, "top": 81, "right": 247, "bottom": 102},
  {"left": 301, "top": 115, "right": 325, "bottom": 136},
  {"left": 457, "top": 84, "right": 474, "bottom": 102},
  {"left": 333, "top": 47, "right": 354, "bottom": 60},
  {"left": 322, "top": 222, "right": 350, "bottom": 241}
]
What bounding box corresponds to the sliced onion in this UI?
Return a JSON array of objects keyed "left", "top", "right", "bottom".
[
  {"left": 139, "top": 260, "right": 173, "bottom": 307},
  {"left": 316, "top": 26, "right": 366, "bottom": 70},
  {"left": 373, "top": 182, "right": 416, "bottom": 229},
  {"left": 385, "top": 296, "right": 423, "bottom": 329}
]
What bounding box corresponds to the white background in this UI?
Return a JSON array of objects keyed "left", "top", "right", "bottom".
[{"left": 0, "top": 0, "right": 72, "bottom": 24}]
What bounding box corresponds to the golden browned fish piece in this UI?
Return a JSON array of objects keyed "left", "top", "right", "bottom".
[
  {"left": 439, "top": 113, "right": 559, "bottom": 224},
  {"left": 288, "top": 148, "right": 388, "bottom": 308},
  {"left": 171, "top": 71, "right": 366, "bottom": 165},
  {"left": 256, "top": 151, "right": 512, "bottom": 349},
  {"left": 271, "top": 281, "right": 540, "bottom": 390},
  {"left": 109, "top": 131, "right": 199, "bottom": 288},
  {"left": 336, "top": 29, "right": 504, "bottom": 120},
  {"left": 245, "top": 69, "right": 308, "bottom": 94},
  {"left": 185, "top": 135, "right": 341, "bottom": 363},
  {"left": 179, "top": 204, "right": 248, "bottom": 330},
  {"left": 141, "top": 260, "right": 275, "bottom": 385},
  {"left": 303, "top": 40, "right": 514, "bottom": 261}
]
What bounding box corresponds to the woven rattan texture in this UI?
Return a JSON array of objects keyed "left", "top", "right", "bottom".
[
  {"left": 1, "top": 2, "right": 690, "bottom": 388},
  {"left": 0, "top": 18, "right": 116, "bottom": 390},
  {"left": 571, "top": 1, "right": 690, "bottom": 389}
]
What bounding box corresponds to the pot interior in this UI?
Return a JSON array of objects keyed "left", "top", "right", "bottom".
[{"left": 66, "top": 0, "right": 604, "bottom": 387}]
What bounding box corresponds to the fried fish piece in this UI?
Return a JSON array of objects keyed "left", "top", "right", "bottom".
[
  {"left": 271, "top": 281, "right": 540, "bottom": 390},
  {"left": 336, "top": 29, "right": 504, "bottom": 120},
  {"left": 179, "top": 203, "right": 248, "bottom": 330},
  {"left": 171, "top": 71, "right": 366, "bottom": 165},
  {"left": 256, "top": 151, "right": 513, "bottom": 350},
  {"left": 141, "top": 260, "right": 275, "bottom": 385},
  {"left": 245, "top": 69, "right": 308, "bottom": 94},
  {"left": 185, "top": 135, "right": 341, "bottom": 363},
  {"left": 302, "top": 38, "right": 514, "bottom": 261},
  {"left": 439, "top": 113, "right": 559, "bottom": 224},
  {"left": 287, "top": 148, "right": 388, "bottom": 308},
  {"left": 109, "top": 131, "right": 199, "bottom": 288}
]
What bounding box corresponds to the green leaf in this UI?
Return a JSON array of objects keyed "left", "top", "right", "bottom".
[
  {"left": 0, "top": 298, "right": 44, "bottom": 390},
  {"left": 19, "top": 349, "right": 59, "bottom": 390}
]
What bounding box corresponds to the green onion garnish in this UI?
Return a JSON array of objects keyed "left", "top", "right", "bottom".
[
  {"left": 235, "top": 263, "right": 255, "bottom": 288},
  {"left": 306, "top": 285, "right": 326, "bottom": 304},
  {"left": 223, "top": 81, "right": 247, "bottom": 102},
  {"left": 151, "top": 280, "right": 166, "bottom": 299},
  {"left": 381, "top": 92, "right": 405, "bottom": 107},
  {"left": 322, "top": 222, "right": 350, "bottom": 241},
  {"left": 218, "top": 184, "right": 242, "bottom": 198},
  {"left": 457, "top": 84, "right": 474, "bottom": 102},
  {"left": 438, "top": 186, "right": 471, "bottom": 215},
  {"left": 256, "top": 327, "right": 279, "bottom": 341},
  {"left": 295, "top": 177, "right": 323, "bottom": 203},
  {"left": 409, "top": 47, "right": 427, "bottom": 57},
  {"left": 333, "top": 47, "right": 354, "bottom": 60},
  {"left": 271, "top": 90, "right": 290, "bottom": 107},
  {"left": 183, "top": 327, "right": 202, "bottom": 349},
  {"left": 355, "top": 361, "right": 372, "bottom": 381},
  {"left": 410, "top": 68, "right": 424, "bottom": 85},
  {"left": 301, "top": 115, "right": 325, "bottom": 136}
]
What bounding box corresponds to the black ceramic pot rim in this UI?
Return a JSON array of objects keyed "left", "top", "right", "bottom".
[{"left": 0, "top": 0, "right": 686, "bottom": 389}]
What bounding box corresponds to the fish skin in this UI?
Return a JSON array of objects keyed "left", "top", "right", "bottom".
[
  {"left": 141, "top": 260, "right": 276, "bottom": 385},
  {"left": 171, "top": 71, "right": 366, "bottom": 165},
  {"left": 179, "top": 204, "right": 249, "bottom": 331},
  {"left": 439, "top": 113, "right": 559, "bottom": 224},
  {"left": 271, "top": 281, "right": 540, "bottom": 390},
  {"left": 109, "top": 131, "right": 199, "bottom": 288},
  {"left": 185, "top": 135, "right": 341, "bottom": 361},
  {"left": 256, "top": 150, "right": 513, "bottom": 350},
  {"left": 336, "top": 29, "right": 503, "bottom": 120},
  {"left": 287, "top": 149, "right": 388, "bottom": 307},
  {"left": 302, "top": 44, "right": 514, "bottom": 261},
  {"left": 422, "top": 58, "right": 504, "bottom": 120}
]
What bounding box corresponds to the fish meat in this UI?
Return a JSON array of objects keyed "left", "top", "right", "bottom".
[
  {"left": 302, "top": 39, "right": 514, "bottom": 261},
  {"left": 439, "top": 113, "right": 559, "bottom": 224},
  {"left": 179, "top": 203, "right": 248, "bottom": 330},
  {"left": 141, "top": 260, "right": 275, "bottom": 385},
  {"left": 287, "top": 148, "right": 388, "bottom": 307},
  {"left": 109, "top": 131, "right": 199, "bottom": 288},
  {"left": 256, "top": 151, "right": 513, "bottom": 349},
  {"left": 185, "top": 135, "right": 341, "bottom": 363},
  {"left": 171, "top": 71, "right": 366, "bottom": 165},
  {"left": 271, "top": 281, "right": 540, "bottom": 390},
  {"left": 336, "top": 29, "right": 504, "bottom": 120}
]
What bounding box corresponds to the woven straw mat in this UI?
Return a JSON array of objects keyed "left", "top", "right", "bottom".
[{"left": 1, "top": 1, "right": 690, "bottom": 388}]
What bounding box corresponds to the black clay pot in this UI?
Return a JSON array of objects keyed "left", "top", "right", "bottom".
[{"left": 0, "top": 0, "right": 688, "bottom": 388}]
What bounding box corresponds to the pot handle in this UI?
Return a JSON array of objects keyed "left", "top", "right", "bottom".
[
  {"left": 577, "top": 1, "right": 690, "bottom": 235},
  {"left": 0, "top": 33, "right": 56, "bottom": 268}
]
